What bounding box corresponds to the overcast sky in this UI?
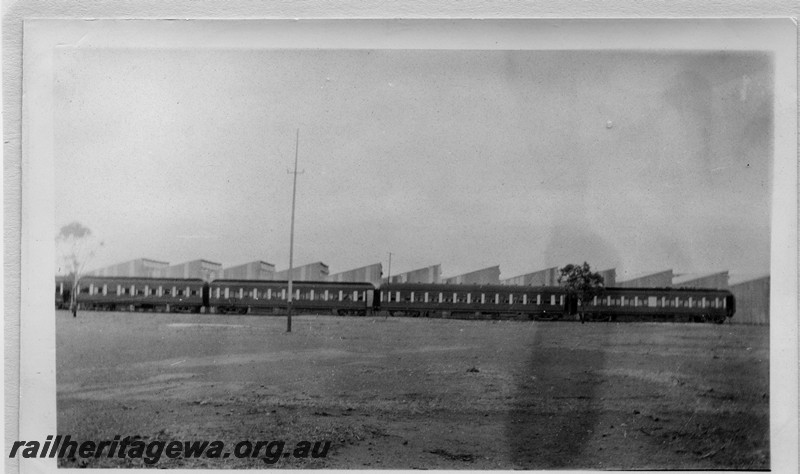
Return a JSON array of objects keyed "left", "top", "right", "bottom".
[{"left": 53, "top": 47, "right": 773, "bottom": 280}]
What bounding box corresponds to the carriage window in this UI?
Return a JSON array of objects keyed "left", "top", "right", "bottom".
[{"left": 550, "top": 295, "right": 556, "bottom": 305}]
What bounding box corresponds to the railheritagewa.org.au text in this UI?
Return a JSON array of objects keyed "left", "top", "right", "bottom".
[{"left": 9, "top": 435, "right": 331, "bottom": 464}]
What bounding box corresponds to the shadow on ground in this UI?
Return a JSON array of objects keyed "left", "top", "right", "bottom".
[{"left": 506, "top": 323, "right": 610, "bottom": 469}]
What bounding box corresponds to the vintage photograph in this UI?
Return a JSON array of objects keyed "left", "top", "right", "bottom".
[{"left": 15, "top": 19, "right": 796, "bottom": 470}]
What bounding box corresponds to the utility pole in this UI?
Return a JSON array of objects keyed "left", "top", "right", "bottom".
[
  {"left": 387, "top": 252, "right": 393, "bottom": 284},
  {"left": 287, "top": 129, "right": 303, "bottom": 333}
]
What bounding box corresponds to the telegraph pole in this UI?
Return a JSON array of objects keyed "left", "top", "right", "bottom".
[
  {"left": 287, "top": 129, "right": 302, "bottom": 333},
  {"left": 387, "top": 252, "right": 393, "bottom": 283}
]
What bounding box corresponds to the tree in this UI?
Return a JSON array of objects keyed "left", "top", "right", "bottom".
[
  {"left": 558, "top": 262, "right": 605, "bottom": 324},
  {"left": 56, "top": 222, "right": 103, "bottom": 317}
]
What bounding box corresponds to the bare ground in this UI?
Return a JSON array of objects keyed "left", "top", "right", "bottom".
[{"left": 56, "top": 311, "right": 769, "bottom": 469}]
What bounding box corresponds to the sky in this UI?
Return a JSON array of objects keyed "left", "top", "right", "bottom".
[{"left": 53, "top": 47, "right": 773, "bottom": 280}]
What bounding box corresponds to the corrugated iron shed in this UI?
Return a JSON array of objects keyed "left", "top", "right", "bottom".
[
  {"left": 329, "top": 263, "right": 383, "bottom": 286},
  {"left": 443, "top": 266, "right": 501, "bottom": 285},
  {"left": 386, "top": 264, "right": 442, "bottom": 284},
  {"left": 729, "top": 274, "right": 769, "bottom": 325},
  {"left": 222, "top": 261, "right": 275, "bottom": 280},
  {"left": 87, "top": 258, "right": 169, "bottom": 278},
  {"left": 673, "top": 271, "right": 729, "bottom": 289},
  {"left": 274, "top": 262, "right": 329, "bottom": 281},
  {"left": 617, "top": 270, "right": 674, "bottom": 288}
]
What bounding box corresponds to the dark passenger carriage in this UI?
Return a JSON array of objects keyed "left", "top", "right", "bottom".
[
  {"left": 577, "top": 287, "right": 735, "bottom": 323},
  {"left": 71, "top": 276, "right": 207, "bottom": 312},
  {"left": 208, "top": 279, "right": 375, "bottom": 315},
  {"left": 378, "top": 283, "right": 568, "bottom": 320}
]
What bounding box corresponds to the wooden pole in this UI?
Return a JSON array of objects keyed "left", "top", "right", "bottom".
[{"left": 287, "top": 129, "right": 300, "bottom": 332}]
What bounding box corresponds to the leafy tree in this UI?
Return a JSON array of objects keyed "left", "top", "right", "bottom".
[
  {"left": 558, "top": 262, "right": 605, "bottom": 324},
  {"left": 56, "top": 222, "right": 103, "bottom": 317}
]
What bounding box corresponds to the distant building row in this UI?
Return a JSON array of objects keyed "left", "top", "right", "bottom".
[{"left": 84, "top": 259, "right": 768, "bottom": 324}]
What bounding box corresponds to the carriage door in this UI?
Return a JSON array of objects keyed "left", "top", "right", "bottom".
[
  {"left": 366, "top": 289, "right": 374, "bottom": 308},
  {"left": 202, "top": 283, "right": 210, "bottom": 307}
]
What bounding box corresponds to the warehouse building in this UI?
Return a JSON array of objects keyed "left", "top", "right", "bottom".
[
  {"left": 597, "top": 268, "right": 616, "bottom": 287},
  {"left": 87, "top": 258, "right": 169, "bottom": 278},
  {"left": 386, "top": 264, "right": 442, "bottom": 284},
  {"left": 501, "top": 266, "right": 559, "bottom": 286},
  {"left": 443, "top": 265, "right": 501, "bottom": 285},
  {"left": 329, "top": 263, "right": 383, "bottom": 286},
  {"left": 617, "top": 270, "right": 673, "bottom": 288},
  {"left": 673, "top": 271, "right": 729, "bottom": 290},
  {"left": 159, "top": 259, "right": 223, "bottom": 281},
  {"left": 729, "top": 274, "right": 770, "bottom": 325},
  {"left": 274, "top": 262, "right": 329, "bottom": 281},
  {"left": 222, "top": 261, "right": 275, "bottom": 280}
]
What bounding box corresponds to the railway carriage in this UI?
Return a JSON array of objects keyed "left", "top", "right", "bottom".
[
  {"left": 68, "top": 276, "right": 207, "bottom": 313},
  {"left": 577, "top": 287, "right": 734, "bottom": 323},
  {"left": 378, "top": 283, "right": 568, "bottom": 320},
  {"left": 208, "top": 279, "right": 375, "bottom": 315}
]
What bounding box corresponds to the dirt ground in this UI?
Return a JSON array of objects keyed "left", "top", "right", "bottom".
[{"left": 56, "top": 311, "right": 769, "bottom": 469}]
